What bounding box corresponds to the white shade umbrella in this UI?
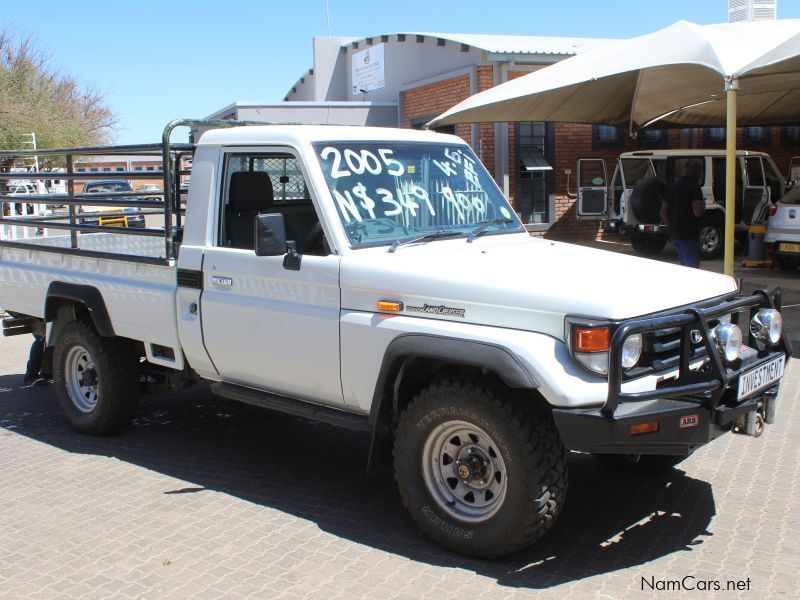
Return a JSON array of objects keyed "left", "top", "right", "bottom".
[{"left": 429, "top": 19, "right": 800, "bottom": 274}]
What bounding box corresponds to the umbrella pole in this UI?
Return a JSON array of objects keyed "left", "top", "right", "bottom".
[{"left": 724, "top": 78, "right": 738, "bottom": 277}]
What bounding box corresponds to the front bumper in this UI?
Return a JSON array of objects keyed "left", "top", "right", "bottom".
[
  {"left": 553, "top": 384, "right": 779, "bottom": 455},
  {"left": 553, "top": 288, "right": 790, "bottom": 456}
]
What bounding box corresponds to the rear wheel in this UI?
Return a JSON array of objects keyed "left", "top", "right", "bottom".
[
  {"left": 593, "top": 453, "right": 686, "bottom": 473},
  {"left": 773, "top": 254, "right": 800, "bottom": 271},
  {"left": 630, "top": 236, "right": 667, "bottom": 255},
  {"left": 393, "top": 378, "right": 567, "bottom": 558},
  {"left": 699, "top": 216, "right": 724, "bottom": 260},
  {"left": 53, "top": 320, "right": 140, "bottom": 434}
]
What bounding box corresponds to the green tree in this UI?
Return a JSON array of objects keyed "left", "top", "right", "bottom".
[{"left": 0, "top": 30, "right": 115, "bottom": 155}]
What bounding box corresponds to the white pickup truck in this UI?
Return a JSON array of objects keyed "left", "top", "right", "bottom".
[{"left": 0, "top": 120, "right": 791, "bottom": 558}]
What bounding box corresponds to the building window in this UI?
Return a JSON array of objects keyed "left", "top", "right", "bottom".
[
  {"left": 90, "top": 167, "right": 98, "bottom": 172},
  {"left": 76, "top": 167, "right": 85, "bottom": 172},
  {"left": 116, "top": 166, "right": 124, "bottom": 171},
  {"left": 781, "top": 126, "right": 800, "bottom": 146},
  {"left": 704, "top": 128, "right": 726, "bottom": 147},
  {"left": 516, "top": 121, "right": 553, "bottom": 226},
  {"left": 134, "top": 166, "right": 143, "bottom": 171},
  {"left": 743, "top": 126, "right": 770, "bottom": 145},
  {"left": 637, "top": 129, "right": 667, "bottom": 148},
  {"left": 102, "top": 167, "right": 111, "bottom": 172},
  {"left": 146, "top": 166, "right": 154, "bottom": 171},
  {"left": 593, "top": 124, "right": 624, "bottom": 149}
]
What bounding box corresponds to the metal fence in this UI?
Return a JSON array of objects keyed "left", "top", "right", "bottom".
[{"left": 0, "top": 119, "right": 271, "bottom": 264}]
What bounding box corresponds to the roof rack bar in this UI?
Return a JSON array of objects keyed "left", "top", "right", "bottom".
[{"left": 0, "top": 143, "right": 193, "bottom": 157}]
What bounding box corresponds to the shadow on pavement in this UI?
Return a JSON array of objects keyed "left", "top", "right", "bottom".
[{"left": 0, "top": 374, "right": 716, "bottom": 590}]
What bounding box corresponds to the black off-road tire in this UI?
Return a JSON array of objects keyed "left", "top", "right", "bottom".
[
  {"left": 593, "top": 453, "right": 686, "bottom": 473},
  {"left": 53, "top": 320, "right": 140, "bottom": 435},
  {"left": 393, "top": 378, "right": 568, "bottom": 558},
  {"left": 699, "top": 215, "right": 724, "bottom": 260},
  {"left": 630, "top": 236, "right": 667, "bottom": 255},
  {"left": 773, "top": 254, "right": 800, "bottom": 271}
]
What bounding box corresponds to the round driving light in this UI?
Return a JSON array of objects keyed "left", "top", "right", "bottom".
[
  {"left": 751, "top": 308, "right": 782, "bottom": 347},
  {"left": 621, "top": 333, "right": 643, "bottom": 369},
  {"left": 713, "top": 323, "right": 742, "bottom": 362}
]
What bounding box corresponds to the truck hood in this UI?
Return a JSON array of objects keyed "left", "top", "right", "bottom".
[{"left": 339, "top": 234, "right": 737, "bottom": 340}]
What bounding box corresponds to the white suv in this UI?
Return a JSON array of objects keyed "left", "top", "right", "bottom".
[{"left": 577, "top": 150, "right": 784, "bottom": 260}]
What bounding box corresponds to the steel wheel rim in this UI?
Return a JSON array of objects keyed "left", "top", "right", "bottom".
[
  {"left": 64, "top": 345, "right": 99, "bottom": 413},
  {"left": 700, "top": 225, "right": 720, "bottom": 253},
  {"left": 422, "top": 420, "right": 508, "bottom": 523}
]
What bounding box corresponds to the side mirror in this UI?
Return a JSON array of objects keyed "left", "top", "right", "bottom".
[{"left": 254, "top": 213, "right": 287, "bottom": 256}]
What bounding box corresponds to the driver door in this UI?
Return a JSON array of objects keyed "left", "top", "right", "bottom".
[{"left": 199, "top": 148, "right": 344, "bottom": 406}]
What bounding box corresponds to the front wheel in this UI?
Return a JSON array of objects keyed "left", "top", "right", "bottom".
[
  {"left": 393, "top": 379, "right": 567, "bottom": 558},
  {"left": 53, "top": 320, "right": 140, "bottom": 434}
]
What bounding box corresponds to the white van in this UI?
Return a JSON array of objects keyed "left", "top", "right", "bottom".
[{"left": 576, "top": 150, "right": 784, "bottom": 259}]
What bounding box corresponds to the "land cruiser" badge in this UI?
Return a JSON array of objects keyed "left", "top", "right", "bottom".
[{"left": 406, "top": 303, "right": 466, "bottom": 318}]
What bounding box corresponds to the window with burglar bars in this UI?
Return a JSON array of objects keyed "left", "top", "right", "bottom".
[{"left": 225, "top": 155, "right": 310, "bottom": 203}]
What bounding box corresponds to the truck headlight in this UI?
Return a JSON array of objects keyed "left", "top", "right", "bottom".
[
  {"left": 712, "top": 322, "right": 742, "bottom": 362},
  {"left": 621, "top": 334, "right": 643, "bottom": 369},
  {"left": 750, "top": 308, "right": 782, "bottom": 348}
]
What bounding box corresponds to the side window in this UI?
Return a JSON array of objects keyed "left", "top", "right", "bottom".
[
  {"left": 219, "top": 153, "right": 325, "bottom": 254},
  {"left": 745, "top": 157, "right": 765, "bottom": 188}
]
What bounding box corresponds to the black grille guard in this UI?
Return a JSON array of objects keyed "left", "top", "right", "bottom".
[{"left": 603, "top": 288, "right": 792, "bottom": 416}]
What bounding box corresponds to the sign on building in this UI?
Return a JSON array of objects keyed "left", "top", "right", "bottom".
[{"left": 352, "top": 43, "right": 385, "bottom": 95}]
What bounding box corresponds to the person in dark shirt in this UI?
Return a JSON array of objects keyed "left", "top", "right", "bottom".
[{"left": 660, "top": 160, "right": 705, "bottom": 268}]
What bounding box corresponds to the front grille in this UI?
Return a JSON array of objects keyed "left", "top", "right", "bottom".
[{"left": 641, "top": 326, "right": 708, "bottom": 373}]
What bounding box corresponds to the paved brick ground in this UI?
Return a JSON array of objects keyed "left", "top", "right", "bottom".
[{"left": 0, "top": 332, "right": 798, "bottom": 599}]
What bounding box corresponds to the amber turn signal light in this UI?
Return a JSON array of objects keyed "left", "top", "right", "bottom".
[
  {"left": 573, "top": 326, "right": 610, "bottom": 353},
  {"left": 377, "top": 300, "right": 403, "bottom": 312},
  {"left": 630, "top": 421, "right": 659, "bottom": 436}
]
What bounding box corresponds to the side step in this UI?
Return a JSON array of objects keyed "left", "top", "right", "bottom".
[
  {"left": 212, "top": 382, "right": 370, "bottom": 431},
  {"left": 2, "top": 315, "right": 35, "bottom": 337}
]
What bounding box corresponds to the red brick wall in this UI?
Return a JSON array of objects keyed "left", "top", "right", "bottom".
[{"left": 401, "top": 74, "right": 472, "bottom": 144}]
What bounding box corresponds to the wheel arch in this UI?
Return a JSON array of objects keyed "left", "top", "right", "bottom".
[
  {"left": 44, "top": 282, "right": 115, "bottom": 338},
  {"left": 366, "top": 334, "right": 540, "bottom": 472}
]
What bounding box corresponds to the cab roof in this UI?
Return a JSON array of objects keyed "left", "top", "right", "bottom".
[{"left": 196, "top": 125, "right": 466, "bottom": 148}]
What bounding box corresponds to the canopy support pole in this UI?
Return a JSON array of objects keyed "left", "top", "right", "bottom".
[{"left": 724, "top": 78, "right": 738, "bottom": 277}]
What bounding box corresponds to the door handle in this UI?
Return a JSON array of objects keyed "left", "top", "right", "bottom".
[{"left": 211, "top": 275, "right": 233, "bottom": 287}]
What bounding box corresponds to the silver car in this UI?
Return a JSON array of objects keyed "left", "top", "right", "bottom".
[{"left": 766, "top": 185, "right": 800, "bottom": 271}]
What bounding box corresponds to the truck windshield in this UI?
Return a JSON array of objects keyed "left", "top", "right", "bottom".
[{"left": 313, "top": 142, "right": 524, "bottom": 247}]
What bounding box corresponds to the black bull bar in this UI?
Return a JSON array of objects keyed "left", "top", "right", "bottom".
[{"left": 604, "top": 287, "right": 792, "bottom": 416}]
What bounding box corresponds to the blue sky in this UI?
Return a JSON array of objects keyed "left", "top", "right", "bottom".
[{"left": 5, "top": 0, "right": 800, "bottom": 144}]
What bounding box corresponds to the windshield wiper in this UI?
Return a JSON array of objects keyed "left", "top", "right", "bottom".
[
  {"left": 388, "top": 230, "right": 463, "bottom": 253},
  {"left": 466, "top": 217, "right": 515, "bottom": 243}
]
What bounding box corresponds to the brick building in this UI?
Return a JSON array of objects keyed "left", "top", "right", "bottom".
[
  {"left": 73, "top": 156, "right": 163, "bottom": 193},
  {"left": 206, "top": 33, "right": 800, "bottom": 240}
]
